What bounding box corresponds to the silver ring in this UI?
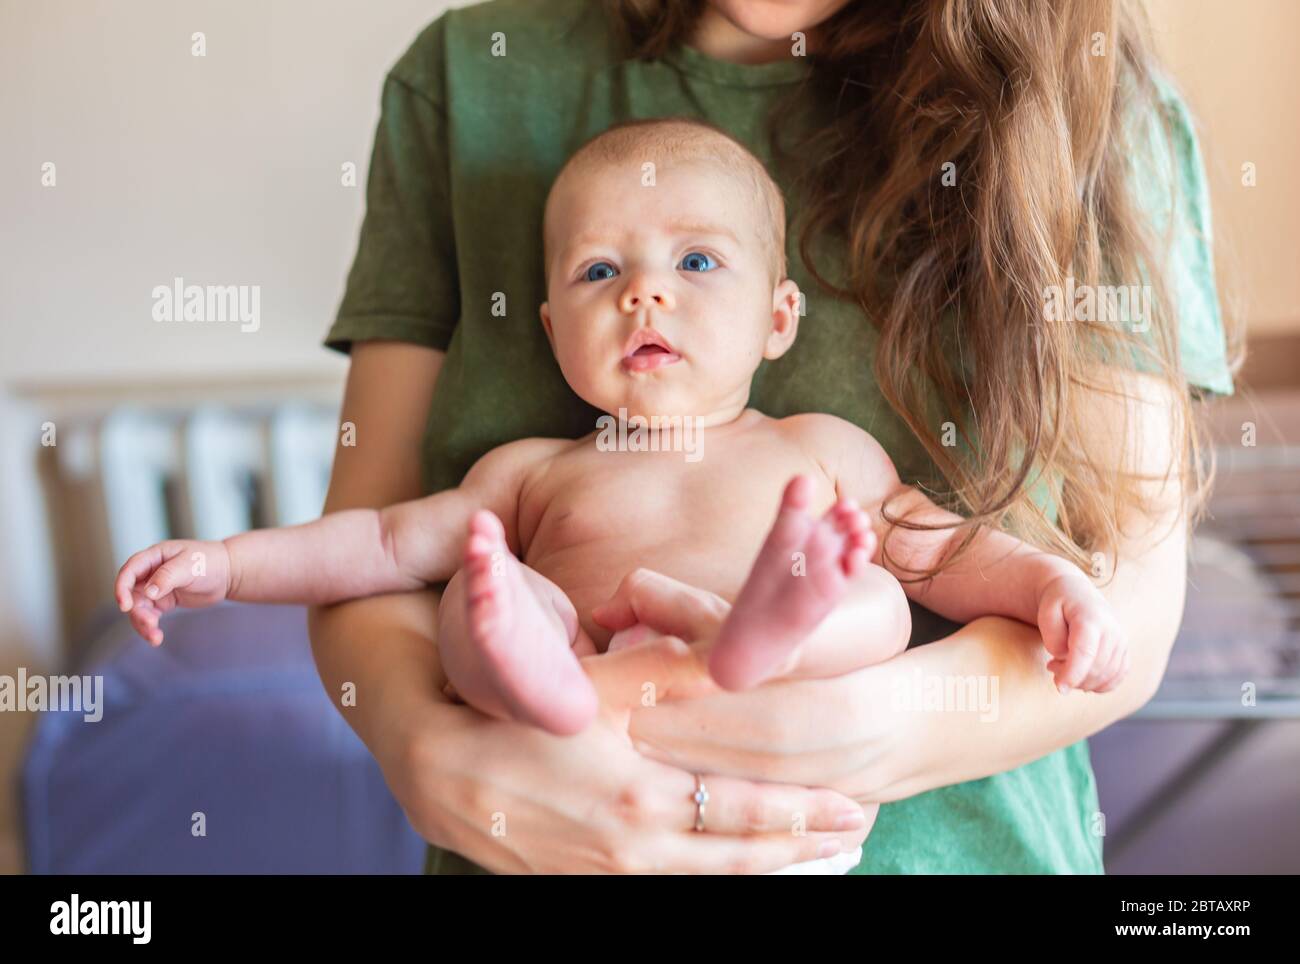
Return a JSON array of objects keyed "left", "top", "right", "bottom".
[{"left": 692, "top": 774, "right": 709, "bottom": 833}]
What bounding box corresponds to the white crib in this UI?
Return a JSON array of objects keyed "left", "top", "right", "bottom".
[{"left": 15, "top": 393, "right": 339, "bottom": 666}]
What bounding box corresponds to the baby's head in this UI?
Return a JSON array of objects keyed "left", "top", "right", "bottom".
[{"left": 540, "top": 118, "right": 801, "bottom": 424}]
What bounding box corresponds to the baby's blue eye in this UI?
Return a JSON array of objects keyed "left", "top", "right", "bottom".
[
  {"left": 678, "top": 251, "right": 716, "bottom": 273},
  {"left": 584, "top": 262, "right": 618, "bottom": 282}
]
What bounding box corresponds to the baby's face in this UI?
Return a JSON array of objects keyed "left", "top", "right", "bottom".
[{"left": 540, "top": 160, "right": 799, "bottom": 423}]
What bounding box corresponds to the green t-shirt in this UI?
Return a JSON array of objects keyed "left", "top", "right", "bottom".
[{"left": 323, "top": 0, "right": 1234, "bottom": 875}]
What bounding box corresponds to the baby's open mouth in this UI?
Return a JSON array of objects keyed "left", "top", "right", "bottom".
[{"left": 621, "top": 328, "right": 681, "bottom": 372}]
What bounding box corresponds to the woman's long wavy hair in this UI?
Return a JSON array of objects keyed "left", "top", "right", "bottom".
[{"left": 604, "top": 0, "right": 1244, "bottom": 581}]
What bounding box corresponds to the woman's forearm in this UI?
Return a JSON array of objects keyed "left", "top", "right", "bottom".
[
  {"left": 858, "top": 372, "right": 1197, "bottom": 800},
  {"left": 862, "top": 521, "right": 1186, "bottom": 802},
  {"left": 306, "top": 588, "right": 449, "bottom": 763},
  {"left": 304, "top": 340, "right": 450, "bottom": 755}
]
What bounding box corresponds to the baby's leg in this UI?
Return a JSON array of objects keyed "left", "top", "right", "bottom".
[
  {"left": 437, "top": 511, "right": 598, "bottom": 736},
  {"left": 709, "top": 476, "right": 910, "bottom": 691},
  {"left": 769, "top": 561, "right": 911, "bottom": 680}
]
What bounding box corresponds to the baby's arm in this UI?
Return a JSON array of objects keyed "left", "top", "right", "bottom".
[
  {"left": 115, "top": 437, "right": 555, "bottom": 643},
  {"left": 799, "top": 414, "right": 1126, "bottom": 693}
]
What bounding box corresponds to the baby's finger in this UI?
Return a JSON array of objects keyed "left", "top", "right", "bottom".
[
  {"left": 129, "top": 589, "right": 159, "bottom": 619},
  {"left": 1073, "top": 632, "right": 1110, "bottom": 692},
  {"left": 1090, "top": 637, "right": 1128, "bottom": 692},
  {"left": 115, "top": 545, "right": 165, "bottom": 611},
  {"left": 142, "top": 586, "right": 178, "bottom": 615},
  {"left": 1060, "top": 622, "right": 1101, "bottom": 691},
  {"left": 129, "top": 605, "right": 162, "bottom": 646},
  {"left": 1100, "top": 629, "right": 1130, "bottom": 685},
  {"left": 1078, "top": 653, "right": 1115, "bottom": 692},
  {"left": 1096, "top": 650, "right": 1132, "bottom": 693},
  {"left": 143, "top": 553, "right": 199, "bottom": 602},
  {"left": 1038, "top": 600, "right": 1070, "bottom": 661},
  {"left": 131, "top": 585, "right": 173, "bottom": 615}
]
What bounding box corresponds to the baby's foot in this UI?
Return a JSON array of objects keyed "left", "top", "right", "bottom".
[
  {"left": 708, "top": 475, "right": 875, "bottom": 691},
  {"left": 463, "top": 510, "right": 597, "bottom": 735}
]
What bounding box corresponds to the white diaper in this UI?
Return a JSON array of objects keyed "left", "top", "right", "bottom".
[{"left": 765, "top": 846, "right": 863, "bottom": 875}]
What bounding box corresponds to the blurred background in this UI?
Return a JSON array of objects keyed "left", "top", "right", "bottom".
[{"left": 1, "top": 0, "right": 1296, "bottom": 874}]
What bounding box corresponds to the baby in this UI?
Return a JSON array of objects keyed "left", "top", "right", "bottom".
[{"left": 116, "top": 118, "right": 1126, "bottom": 869}]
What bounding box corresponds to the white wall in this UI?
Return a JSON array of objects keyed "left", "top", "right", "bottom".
[
  {"left": 1, "top": 0, "right": 465, "bottom": 387},
  {"left": 1148, "top": 0, "right": 1300, "bottom": 337}
]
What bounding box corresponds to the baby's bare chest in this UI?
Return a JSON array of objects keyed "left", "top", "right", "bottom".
[{"left": 518, "top": 439, "right": 835, "bottom": 610}]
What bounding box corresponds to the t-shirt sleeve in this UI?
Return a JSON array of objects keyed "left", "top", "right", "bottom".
[
  {"left": 323, "top": 31, "right": 459, "bottom": 355},
  {"left": 1132, "top": 76, "right": 1235, "bottom": 397}
]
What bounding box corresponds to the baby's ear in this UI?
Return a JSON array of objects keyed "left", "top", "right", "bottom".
[
  {"left": 539, "top": 302, "right": 556, "bottom": 351},
  {"left": 763, "top": 279, "right": 801, "bottom": 360}
]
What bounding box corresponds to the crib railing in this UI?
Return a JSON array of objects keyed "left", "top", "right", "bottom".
[{"left": 46, "top": 402, "right": 337, "bottom": 659}]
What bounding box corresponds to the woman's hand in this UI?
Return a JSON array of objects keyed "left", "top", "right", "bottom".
[
  {"left": 383, "top": 631, "right": 874, "bottom": 874},
  {"left": 604, "top": 548, "right": 1175, "bottom": 806},
  {"left": 594, "top": 568, "right": 908, "bottom": 802}
]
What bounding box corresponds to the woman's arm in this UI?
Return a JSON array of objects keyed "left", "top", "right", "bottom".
[
  {"left": 625, "top": 371, "right": 1191, "bottom": 802},
  {"left": 306, "top": 340, "right": 453, "bottom": 735}
]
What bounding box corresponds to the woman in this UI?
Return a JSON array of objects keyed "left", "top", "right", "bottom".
[{"left": 309, "top": 0, "right": 1240, "bottom": 873}]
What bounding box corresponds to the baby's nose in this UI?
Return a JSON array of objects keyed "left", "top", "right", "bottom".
[{"left": 619, "top": 275, "right": 675, "bottom": 313}]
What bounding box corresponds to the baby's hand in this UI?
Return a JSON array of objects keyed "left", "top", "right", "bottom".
[
  {"left": 114, "top": 539, "right": 233, "bottom": 646},
  {"left": 1035, "top": 568, "right": 1128, "bottom": 694}
]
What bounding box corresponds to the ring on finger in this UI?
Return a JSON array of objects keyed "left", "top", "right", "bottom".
[{"left": 692, "top": 774, "right": 709, "bottom": 833}]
